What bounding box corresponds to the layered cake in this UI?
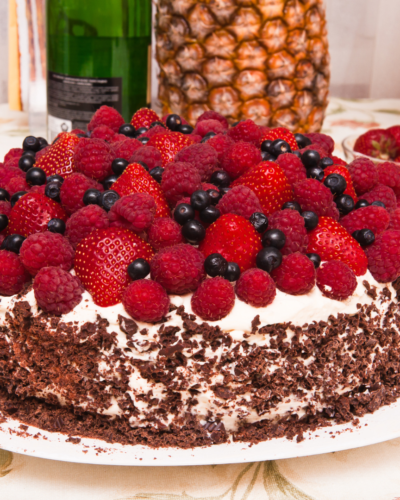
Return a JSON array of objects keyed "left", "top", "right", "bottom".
[{"left": 1, "top": 107, "right": 400, "bottom": 448}]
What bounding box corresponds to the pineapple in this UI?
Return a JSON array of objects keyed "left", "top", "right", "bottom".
[{"left": 155, "top": 0, "right": 330, "bottom": 132}]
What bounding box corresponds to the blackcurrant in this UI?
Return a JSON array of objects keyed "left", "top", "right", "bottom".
[
  {"left": 0, "top": 188, "right": 10, "bottom": 201},
  {"left": 22, "top": 136, "right": 40, "bottom": 152},
  {"left": 324, "top": 173, "right": 347, "bottom": 195},
  {"left": 10, "top": 191, "right": 27, "bottom": 207},
  {"left": 165, "top": 114, "right": 182, "bottom": 131},
  {"left": 352, "top": 228, "right": 375, "bottom": 247},
  {"left": 282, "top": 201, "right": 301, "bottom": 212},
  {"left": 45, "top": 182, "right": 61, "bottom": 202},
  {"left": 83, "top": 188, "right": 102, "bottom": 206},
  {"left": 262, "top": 229, "right": 286, "bottom": 249},
  {"left": 249, "top": 212, "right": 268, "bottom": 233},
  {"left": 103, "top": 175, "right": 118, "bottom": 190},
  {"left": 204, "top": 253, "right": 228, "bottom": 277},
  {"left": 128, "top": 258, "right": 150, "bottom": 280},
  {"left": 302, "top": 211, "right": 319, "bottom": 230},
  {"left": 210, "top": 170, "right": 231, "bottom": 188},
  {"left": 306, "top": 253, "right": 321, "bottom": 268},
  {"left": 0, "top": 214, "right": 8, "bottom": 232},
  {"left": 301, "top": 149, "right": 320, "bottom": 168},
  {"left": 176, "top": 124, "right": 194, "bottom": 135},
  {"left": 270, "top": 139, "right": 291, "bottom": 157},
  {"left": 261, "top": 151, "right": 276, "bottom": 162},
  {"left": 182, "top": 220, "right": 205, "bottom": 244},
  {"left": 149, "top": 121, "right": 165, "bottom": 129},
  {"left": 294, "top": 133, "right": 312, "bottom": 149},
  {"left": 355, "top": 199, "right": 369, "bottom": 209},
  {"left": 26, "top": 167, "right": 46, "bottom": 186},
  {"left": 200, "top": 206, "right": 220, "bottom": 224},
  {"left": 174, "top": 203, "right": 195, "bottom": 225},
  {"left": 22, "top": 150, "right": 36, "bottom": 159},
  {"left": 48, "top": 218, "right": 66, "bottom": 234},
  {"left": 137, "top": 136, "right": 150, "bottom": 145},
  {"left": 112, "top": 158, "right": 129, "bottom": 176},
  {"left": 191, "top": 190, "right": 211, "bottom": 211},
  {"left": 371, "top": 201, "right": 386, "bottom": 208},
  {"left": 18, "top": 155, "right": 35, "bottom": 172},
  {"left": 1, "top": 234, "right": 25, "bottom": 253},
  {"left": 307, "top": 166, "right": 324, "bottom": 181},
  {"left": 335, "top": 194, "right": 354, "bottom": 215},
  {"left": 135, "top": 127, "right": 148, "bottom": 136},
  {"left": 220, "top": 187, "right": 231, "bottom": 196},
  {"left": 136, "top": 161, "right": 149, "bottom": 171},
  {"left": 207, "top": 189, "right": 221, "bottom": 205},
  {"left": 100, "top": 190, "right": 120, "bottom": 211},
  {"left": 261, "top": 139, "right": 274, "bottom": 153},
  {"left": 224, "top": 262, "right": 241, "bottom": 282},
  {"left": 37, "top": 137, "right": 49, "bottom": 149},
  {"left": 319, "top": 157, "right": 334, "bottom": 169},
  {"left": 118, "top": 123, "right": 136, "bottom": 138},
  {"left": 256, "top": 247, "right": 282, "bottom": 273},
  {"left": 150, "top": 167, "right": 164, "bottom": 183},
  {"left": 47, "top": 174, "right": 64, "bottom": 185},
  {"left": 201, "top": 132, "right": 216, "bottom": 143}
]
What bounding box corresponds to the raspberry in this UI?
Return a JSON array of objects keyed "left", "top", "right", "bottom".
[
  {"left": 147, "top": 132, "right": 192, "bottom": 166},
  {"left": 6, "top": 176, "right": 30, "bottom": 195},
  {"left": 227, "top": 119, "right": 261, "bottom": 145},
  {"left": 191, "top": 277, "right": 235, "bottom": 321},
  {"left": 150, "top": 243, "right": 205, "bottom": 294},
  {"left": 201, "top": 183, "right": 219, "bottom": 193},
  {"left": 316, "top": 260, "right": 357, "bottom": 300},
  {"left": 271, "top": 252, "right": 316, "bottom": 295},
  {"left": 340, "top": 205, "right": 389, "bottom": 237},
  {"left": 0, "top": 250, "right": 30, "bottom": 295},
  {"left": 20, "top": 231, "right": 74, "bottom": 275},
  {"left": 197, "top": 110, "right": 229, "bottom": 129},
  {"left": 377, "top": 161, "right": 400, "bottom": 197},
  {"left": 29, "top": 185, "right": 46, "bottom": 195},
  {"left": 363, "top": 184, "right": 397, "bottom": 212},
  {"left": 65, "top": 204, "right": 110, "bottom": 248},
  {"left": 4, "top": 148, "right": 23, "bottom": 164},
  {"left": 161, "top": 162, "right": 202, "bottom": 207},
  {"left": 304, "top": 132, "right": 335, "bottom": 154},
  {"left": 268, "top": 209, "right": 309, "bottom": 255},
  {"left": 216, "top": 185, "right": 262, "bottom": 219},
  {"left": 389, "top": 208, "right": 400, "bottom": 230},
  {"left": 90, "top": 125, "right": 116, "bottom": 142},
  {"left": 71, "top": 128, "right": 86, "bottom": 136},
  {"left": 60, "top": 173, "right": 104, "bottom": 215},
  {"left": 129, "top": 146, "right": 162, "bottom": 170},
  {"left": 0, "top": 200, "right": 11, "bottom": 217},
  {"left": 141, "top": 125, "right": 169, "bottom": 139},
  {"left": 110, "top": 133, "right": 129, "bottom": 143},
  {"left": 300, "top": 144, "right": 329, "bottom": 159},
  {"left": 175, "top": 143, "right": 219, "bottom": 182},
  {"left": 112, "top": 138, "right": 142, "bottom": 161},
  {"left": 189, "top": 134, "right": 202, "bottom": 144},
  {"left": 147, "top": 217, "right": 183, "bottom": 251},
  {"left": 293, "top": 179, "right": 334, "bottom": 217},
  {"left": 0, "top": 165, "right": 24, "bottom": 189},
  {"left": 347, "top": 158, "right": 378, "bottom": 195},
  {"left": 325, "top": 203, "right": 340, "bottom": 221},
  {"left": 276, "top": 153, "right": 307, "bottom": 187},
  {"left": 4, "top": 157, "right": 20, "bottom": 168},
  {"left": 108, "top": 192, "right": 156, "bottom": 232},
  {"left": 193, "top": 119, "right": 227, "bottom": 137},
  {"left": 87, "top": 105, "right": 124, "bottom": 133},
  {"left": 33, "top": 266, "right": 84, "bottom": 314},
  {"left": 122, "top": 279, "right": 170, "bottom": 323},
  {"left": 221, "top": 141, "right": 262, "bottom": 180},
  {"left": 207, "top": 134, "right": 235, "bottom": 163},
  {"left": 365, "top": 230, "right": 400, "bottom": 282},
  {"left": 74, "top": 138, "right": 115, "bottom": 181},
  {"left": 235, "top": 268, "right": 276, "bottom": 307}
]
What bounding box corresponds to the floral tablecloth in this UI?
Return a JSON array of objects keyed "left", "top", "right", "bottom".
[{"left": 1, "top": 98, "right": 400, "bottom": 500}]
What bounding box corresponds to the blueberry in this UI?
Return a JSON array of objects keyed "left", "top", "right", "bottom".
[
  {"left": 127, "top": 258, "right": 150, "bottom": 280},
  {"left": 220, "top": 187, "right": 231, "bottom": 196},
  {"left": 224, "top": 262, "right": 241, "bottom": 282},
  {"left": 48, "top": 218, "right": 66, "bottom": 234},
  {"left": 302, "top": 211, "right": 319, "bottom": 230},
  {"left": 137, "top": 136, "right": 150, "bottom": 145},
  {"left": 319, "top": 157, "right": 334, "bottom": 169},
  {"left": 270, "top": 139, "right": 291, "bottom": 157},
  {"left": 261, "top": 151, "right": 277, "bottom": 161},
  {"left": 231, "top": 121, "right": 242, "bottom": 127},
  {"left": 103, "top": 175, "right": 118, "bottom": 190},
  {"left": 201, "top": 132, "right": 216, "bottom": 143},
  {"left": 182, "top": 220, "right": 206, "bottom": 244},
  {"left": 136, "top": 161, "right": 149, "bottom": 171},
  {"left": 200, "top": 206, "right": 220, "bottom": 224},
  {"left": 335, "top": 194, "right": 354, "bottom": 215},
  {"left": 249, "top": 212, "right": 268, "bottom": 233},
  {"left": 22, "top": 136, "right": 40, "bottom": 152},
  {"left": 292, "top": 150, "right": 302, "bottom": 159},
  {"left": 47, "top": 174, "right": 64, "bottom": 185},
  {"left": 26, "top": 167, "right": 46, "bottom": 186},
  {"left": 45, "top": 181, "right": 61, "bottom": 202},
  {"left": 0, "top": 188, "right": 10, "bottom": 201},
  {"left": 83, "top": 188, "right": 102, "bottom": 206},
  {"left": 118, "top": 123, "right": 136, "bottom": 138},
  {"left": 352, "top": 229, "right": 375, "bottom": 247},
  {"left": 1, "top": 234, "right": 25, "bottom": 254},
  {"left": 210, "top": 170, "right": 231, "bottom": 188},
  {"left": 22, "top": 150, "right": 36, "bottom": 159},
  {"left": 355, "top": 199, "right": 369, "bottom": 209},
  {"left": 256, "top": 247, "right": 282, "bottom": 273},
  {"left": 306, "top": 253, "right": 321, "bottom": 268},
  {"left": 149, "top": 121, "right": 166, "bottom": 129},
  {"left": 294, "top": 133, "right": 312, "bottom": 149},
  {"left": 204, "top": 253, "right": 228, "bottom": 277},
  {"left": 10, "top": 191, "right": 27, "bottom": 207},
  {"left": 324, "top": 173, "right": 347, "bottom": 196},
  {"left": 176, "top": 124, "right": 194, "bottom": 135},
  {"left": 135, "top": 127, "right": 148, "bottom": 136},
  {"left": 262, "top": 229, "right": 286, "bottom": 249},
  {"left": 307, "top": 166, "right": 324, "bottom": 181},
  {"left": 37, "top": 137, "right": 49, "bottom": 150},
  {"left": 371, "top": 201, "right": 386, "bottom": 208},
  {"left": 150, "top": 167, "right": 164, "bottom": 183},
  {"left": 100, "top": 190, "right": 120, "bottom": 211},
  {"left": 282, "top": 201, "right": 301, "bottom": 212},
  {"left": 165, "top": 114, "right": 182, "bottom": 131},
  {"left": 261, "top": 139, "right": 274, "bottom": 153},
  {"left": 112, "top": 158, "right": 129, "bottom": 176},
  {"left": 0, "top": 214, "right": 8, "bottom": 232},
  {"left": 174, "top": 203, "right": 195, "bottom": 225},
  {"left": 191, "top": 190, "right": 211, "bottom": 211},
  {"left": 18, "top": 155, "right": 35, "bottom": 172},
  {"left": 301, "top": 149, "right": 320, "bottom": 168},
  {"left": 206, "top": 189, "right": 221, "bottom": 205}
]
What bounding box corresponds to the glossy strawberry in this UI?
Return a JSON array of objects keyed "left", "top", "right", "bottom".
[
  {"left": 199, "top": 214, "right": 262, "bottom": 272},
  {"left": 323, "top": 164, "right": 358, "bottom": 203},
  {"left": 131, "top": 108, "right": 160, "bottom": 129},
  {"left": 354, "top": 129, "right": 398, "bottom": 160},
  {"left": 307, "top": 216, "right": 368, "bottom": 276},
  {"left": 74, "top": 227, "right": 154, "bottom": 307},
  {"left": 147, "top": 132, "right": 192, "bottom": 166},
  {"left": 7, "top": 192, "right": 67, "bottom": 238},
  {"left": 387, "top": 125, "right": 400, "bottom": 150},
  {"left": 112, "top": 163, "right": 170, "bottom": 218},
  {"left": 35, "top": 133, "right": 80, "bottom": 178},
  {"left": 232, "top": 161, "right": 293, "bottom": 216},
  {"left": 259, "top": 127, "right": 298, "bottom": 151}
]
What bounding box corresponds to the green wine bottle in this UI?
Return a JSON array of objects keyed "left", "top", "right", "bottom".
[{"left": 46, "top": 0, "right": 151, "bottom": 139}]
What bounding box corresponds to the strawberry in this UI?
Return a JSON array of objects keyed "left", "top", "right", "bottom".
[
  {"left": 307, "top": 216, "right": 368, "bottom": 276},
  {"left": 7, "top": 193, "right": 67, "bottom": 238},
  {"left": 232, "top": 161, "right": 293, "bottom": 216},
  {"left": 354, "top": 129, "right": 398, "bottom": 160},
  {"left": 147, "top": 132, "right": 192, "bottom": 166},
  {"left": 259, "top": 127, "right": 298, "bottom": 151},
  {"left": 74, "top": 227, "right": 154, "bottom": 307},
  {"left": 323, "top": 165, "right": 358, "bottom": 203},
  {"left": 131, "top": 108, "right": 160, "bottom": 129},
  {"left": 330, "top": 155, "right": 347, "bottom": 166},
  {"left": 387, "top": 125, "right": 400, "bottom": 150},
  {"left": 198, "top": 214, "right": 262, "bottom": 272},
  {"left": 35, "top": 133, "right": 80, "bottom": 178},
  {"left": 112, "top": 163, "right": 170, "bottom": 218}
]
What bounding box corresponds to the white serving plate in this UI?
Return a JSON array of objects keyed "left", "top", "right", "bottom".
[{"left": 1, "top": 399, "right": 400, "bottom": 466}]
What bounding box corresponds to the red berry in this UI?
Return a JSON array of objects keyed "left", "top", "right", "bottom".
[
  {"left": 4, "top": 148, "right": 23, "bottom": 164},
  {"left": 389, "top": 208, "right": 400, "bottom": 231},
  {"left": 6, "top": 176, "right": 29, "bottom": 196},
  {"left": 227, "top": 119, "right": 261, "bottom": 145},
  {"left": 347, "top": 158, "right": 379, "bottom": 195},
  {"left": 108, "top": 192, "right": 156, "bottom": 232},
  {"left": 304, "top": 132, "right": 334, "bottom": 154},
  {"left": 300, "top": 144, "right": 329, "bottom": 159},
  {"left": 322, "top": 165, "right": 358, "bottom": 203},
  {"left": 90, "top": 125, "right": 116, "bottom": 142},
  {"left": 193, "top": 120, "right": 227, "bottom": 137},
  {"left": 150, "top": 243, "right": 205, "bottom": 294},
  {"left": 74, "top": 138, "right": 115, "bottom": 181},
  {"left": 0, "top": 165, "right": 25, "bottom": 190},
  {"left": 161, "top": 162, "right": 202, "bottom": 207},
  {"left": 29, "top": 185, "right": 46, "bottom": 195},
  {"left": 0, "top": 200, "right": 11, "bottom": 217},
  {"left": 147, "top": 217, "right": 183, "bottom": 251},
  {"left": 112, "top": 138, "right": 142, "bottom": 161},
  {"left": 222, "top": 141, "right": 262, "bottom": 180},
  {"left": 363, "top": 184, "right": 397, "bottom": 212},
  {"left": 275, "top": 153, "right": 307, "bottom": 188},
  {"left": 60, "top": 173, "right": 104, "bottom": 215},
  {"left": 33, "top": 266, "right": 84, "bottom": 314},
  {"left": 207, "top": 134, "right": 235, "bottom": 163},
  {"left": 354, "top": 129, "right": 398, "bottom": 160},
  {"left": 235, "top": 268, "right": 276, "bottom": 307},
  {"left": 88, "top": 105, "right": 124, "bottom": 133},
  {"left": 147, "top": 132, "right": 192, "bottom": 166},
  {"left": 365, "top": 230, "right": 400, "bottom": 282},
  {"left": 65, "top": 204, "right": 110, "bottom": 248},
  {"left": 20, "top": 231, "right": 74, "bottom": 275},
  {"left": 191, "top": 277, "right": 235, "bottom": 321},
  {"left": 387, "top": 125, "right": 400, "bottom": 149},
  {"left": 271, "top": 252, "right": 316, "bottom": 295},
  {"left": 0, "top": 250, "right": 30, "bottom": 295},
  {"left": 175, "top": 143, "right": 219, "bottom": 182},
  {"left": 340, "top": 205, "right": 389, "bottom": 237},
  {"left": 35, "top": 133, "right": 80, "bottom": 178},
  {"left": 131, "top": 108, "right": 160, "bottom": 129},
  {"left": 197, "top": 110, "right": 229, "bottom": 129},
  {"left": 293, "top": 178, "right": 334, "bottom": 217},
  {"left": 316, "top": 260, "right": 357, "bottom": 300},
  {"left": 140, "top": 125, "right": 169, "bottom": 139},
  {"left": 129, "top": 146, "right": 162, "bottom": 171},
  {"left": 268, "top": 209, "right": 309, "bottom": 255},
  {"left": 376, "top": 161, "right": 400, "bottom": 197},
  {"left": 259, "top": 127, "right": 298, "bottom": 151},
  {"left": 122, "top": 279, "right": 170, "bottom": 323},
  {"left": 216, "top": 185, "right": 262, "bottom": 219}
]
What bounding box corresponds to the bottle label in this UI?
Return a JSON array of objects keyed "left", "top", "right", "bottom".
[{"left": 47, "top": 71, "right": 122, "bottom": 140}]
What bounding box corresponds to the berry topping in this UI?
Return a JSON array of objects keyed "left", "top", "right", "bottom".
[
  {"left": 88, "top": 105, "right": 125, "bottom": 133},
  {"left": 127, "top": 259, "right": 151, "bottom": 281},
  {"left": 130, "top": 108, "right": 160, "bottom": 129},
  {"left": 306, "top": 253, "right": 321, "bottom": 268},
  {"left": 316, "top": 261, "right": 357, "bottom": 301},
  {"left": 304, "top": 132, "right": 335, "bottom": 154},
  {"left": 147, "top": 217, "right": 183, "bottom": 251},
  {"left": 161, "top": 162, "right": 202, "bottom": 208},
  {"left": 129, "top": 146, "right": 162, "bottom": 171},
  {"left": 65, "top": 204, "right": 110, "bottom": 248},
  {"left": 112, "top": 138, "right": 142, "bottom": 161},
  {"left": 293, "top": 178, "right": 335, "bottom": 217},
  {"left": 249, "top": 212, "right": 268, "bottom": 233},
  {"left": 271, "top": 252, "right": 316, "bottom": 295},
  {"left": 191, "top": 277, "right": 235, "bottom": 321},
  {"left": 363, "top": 184, "right": 397, "bottom": 212},
  {"left": 108, "top": 192, "right": 156, "bottom": 232},
  {"left": 347, "top": 158, "right": 378, "bottom": 196},
  {"left": 354, "top": 128, "right": 398, "bottom": 160},
  {"left": 0, "top": 250, "right": 30, "bottom": 295},
  {"left": 226, "top": 119, "right": 261, "bottom": 145},
  {"left": 60, "top": 173, "right": 104, "bottom": 215},
  {"left": 376, "top": 161, "right": 400, "bottom": 197},
  {"left": 259, "top": 127, "right": 298, "bottom": 151},
  {"left": 352, "top": 229, "right": 375, "bottom": 247},
  {"left": 204, "top": 253, "right": 228, "bottom": 277},
  {"left": 147, "top": 132, "right": 192, "bottom": 166},
  {"left": 175, "top": 143, "right": 219, "bottom": 182},
  {"left": 122, "top": 279, "right": 169, "bottom": 323},
  {"left": 216, "top": 185, "right": 262, "bottom": 220},
  {"left": 235, "top": 268, "right": 276, "bottom": 307},
  {"left": 256, "top": 247, "right": 282, "bottom": 273},
  {"left": 221, "top": 141, "right": 262, "bottom": 180},
  {"left": 182, "top": 220, "right": 206, "bottom": 245},
  {"left": 35, "top": 133, "right": 80, "bottom": 178},
  {"left": 275, "top": 153, "right": 307, "bottom": 188},
  {"left": 365, "top": 230, "right": 400, "bottom": 282},
  {"left": 268, "top": 209, "right": 309, "bottom": 255},
  {"left": 73, "top": 138, "right": 115, "bottom": 181},
  {"left": 207, "top": 134, "right": 234, "bottom": 163},
  {"left": 340, "top": 205, "right": 389, "bottom": 237}
]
